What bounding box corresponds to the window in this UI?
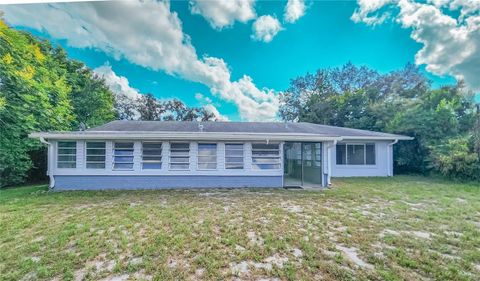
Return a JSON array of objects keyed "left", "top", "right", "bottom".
[
  {"left": 170, "top": 143, "right": 190, "bottom": 170},
  {"left": 225, "top": 143, "right": 244, "bottom": 169},
  {"left": 197, "top": 143, "right": 217, "bottom": 170},
  {"left": 142, "top": 142, "right": 162, "bottom": 169},
  {"left": 57, "top": 141, "right": 76, "bottom": 168},
  {"left": 336, "top": 143, "right": 376, "bottom": 165},
  {"left": 86, "top": 142, "right": 106, "bottom": 169},
  {"left": 252, "top": 143, "right": 281, "bottom": 170},
  {"left": 113, "top": 142, "right": 134, "bottom": 170}
]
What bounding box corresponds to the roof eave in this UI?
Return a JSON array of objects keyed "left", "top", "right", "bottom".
[{"left": 28, "top": 132, "right": 342, "bottom": 142}]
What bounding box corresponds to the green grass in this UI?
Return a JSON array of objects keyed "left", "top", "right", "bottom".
[{"left": 0, "top": 176, "right": 479, "bottom": 280}]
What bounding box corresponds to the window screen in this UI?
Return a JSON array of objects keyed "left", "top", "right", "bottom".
[
  {"left": 57, "top": 141, "right": 76, "bottom": 168},
  {"left": 86, "top": 142, "right": 106, "bottom": 169},
  {"left": 142, "top": 142, "right": 162, "bottom": 169},
  {"left": 197, "top": 143, "right": 217, "bottom": 170},
  {"left": 113, "top": 142, "right": 134, "bottom": 170},
  {"left": 225, "top": 143, "right": 244, "bottom": 169},
  {"left": 170, "top": 143, "right": 190, "bottom": 170},
  {"left": 252, "top": 143, "right": 280, "bottom": 169}
]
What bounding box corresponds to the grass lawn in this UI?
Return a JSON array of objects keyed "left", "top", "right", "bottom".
[{"left": 1, "top": 176, "right": 479, "bottom": 281}]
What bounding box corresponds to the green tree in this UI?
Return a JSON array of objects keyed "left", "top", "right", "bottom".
[{"left": 0, "top": 19, "right": 117, "bottom": 186}]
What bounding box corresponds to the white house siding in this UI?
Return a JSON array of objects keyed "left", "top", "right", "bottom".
[
  {"left": 50, "top": 140, "right": 283, "bottom": 176},
  {"left": 331, "top": 140, "right": 392, "bottom": 177}
]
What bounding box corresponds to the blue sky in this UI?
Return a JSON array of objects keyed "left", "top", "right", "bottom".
[{"left": 2, "top": 0, "right": 478, "bottom": 121}]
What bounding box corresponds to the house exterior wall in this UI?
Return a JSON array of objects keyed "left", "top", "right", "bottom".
[
  {"left": 49, "top": 140, "right": 285, "bottom": 189},
  {"left": 54, "top": 175, "right": 283, "bottom": 190},
  {"left": 330, "top": 140, "right": 392, "bottom": 177}
]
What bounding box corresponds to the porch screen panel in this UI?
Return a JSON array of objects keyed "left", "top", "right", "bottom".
[
  {"left": 225, "top": 143, "right": 244, "bottom": 169},
  {"left": 252, "top": 143, "right": 280, "bottom": 169},
  {"left": 57, "top": 141, "right": 76, "bottom": 168},
  {"left": 86, "top": 142, "right": 106, "bottom": 169},
  {"left": 113, "top": 142, "right": 134, "bottom": 170},
  {"left": 170, "top": 143, "right": 190, "bottom": 170},
  {"left": 197, "top": 143, "right": 217, "bottom": 170},
  {"left": 142, "top": 142, "right": 162, "bottom": 169}
]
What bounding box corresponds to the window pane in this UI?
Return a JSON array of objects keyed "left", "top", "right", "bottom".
[
  {"left": 143, "top": 150, "right": 162, "bottom": 156},
  {"left": 253, "top": 157, "right": 280, "bottom": 164},
  {"left": 58, "top": 162, "right": 76, "bottom": 168},
  {"left": 225, "top": 149, "right": 243, "bottom": 156},
  {"left": 198, "top": 156, "right": 216, "bottom": 163},
  {"left": 171, "top": 143, "right": 189, "bottom": 149},
  {"left": 58, "top": 155, "right": 76, "bottom": 162},
  {"left": 86, "top": 156, "right": 105, "bottom": 162},
  {"left": 252, "top": 143, "right": 279, "bottom": 169},
  {"left": 347, "top": 144, "right": 365, "bottom": 165},
  {"left": 253, "top": 164, "right": 280, "bottom": 170},
  {"left": 114, "top": 150, "right": 134, "bottom": 156},
  {"left": 87, "top": 163, "right": 105, "bottom": 169},
  {"left": 171, "top": 157, "right": 189, "bottom": 163},
  {"left": 226, "top": 143, "right": 244, "bottom": 169},
  {"left": 87, "top": 142, "right": 105, "bottom": 149},
  {"left": 225, "top": 163, "right": 244, "bottom": 169},
  {"left": 143, "top": 142, "right": 162, "bottom": 149},
  {"left": 252, "top": 144, "right": 279, "bottom": 150},
  {"left": 114, "top": 163, "right": 133, "bottom": 169},
  {"left": 225, "top": 144, "right": 243, "bottom": 150},
  {"left": 58, "top": 141, "right": 76, "bottom": 148},
  {"left": 198, "top": 163, "right": 217, "bottom": 169},
  {"left": 366, "top": 144, "right": 376, "bottom": 165},
  {"left": 143, "top": 156, "right": 162, "bottom": 161},
  {"left": 225, "top": 157, "right": 243, "bottom": 163},
  {"left": 58, "top": 149, "right": 76, "bottom": 155},
  {"left": 87, "top": 149, "right": 106, "bottom": 155},
  {"left": 170, "top": 163, "right": 189, "bottom": 169},
  {"left": 115, "top": 143, "right": 134, "bottom": 149},
  {"left": 114, "top": 156, "right": 134, "bottom": 163},
  {"left": 142, "top": 163, "right": 162, "bottom": 169},
  {"left": 198, "top": 143, "right": 216, "bottom": 169},
  {"left": 336, "top": 144, "right": 346, "bottom": 165}
]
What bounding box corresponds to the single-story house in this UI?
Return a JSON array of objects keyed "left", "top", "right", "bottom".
[{"left": 29, "top": 121, "right": 412, "bottom": 190}]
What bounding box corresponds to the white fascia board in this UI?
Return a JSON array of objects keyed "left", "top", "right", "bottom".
[
  {"left": 29, "top": 131, "right": 342, "bottom": 142},
  {"left": 340, "top": 136, "right": 414, "bottom": 141}
]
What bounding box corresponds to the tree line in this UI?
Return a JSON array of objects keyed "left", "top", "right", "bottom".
[
  {"left": 1, "top": 19, "right": 479, "bottom": 187},
  {"left": 0, "top": 20, "right": 215, "bottom": 187},
  {"left": 279, "top": 63, "right": 480, "bottom": 181}
]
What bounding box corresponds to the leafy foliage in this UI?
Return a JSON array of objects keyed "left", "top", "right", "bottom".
[
  {"left": 280, "top": 62, "right": 479, "bottom": 180},
  {"left": 0, "top": 20, "right": 218, "bottom": 187},
  {"left": 0, "top": 19, "right": 115, "bottom": 187}
]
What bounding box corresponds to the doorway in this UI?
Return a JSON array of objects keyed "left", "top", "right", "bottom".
[{"left": 283, "top": 142, "right": 322, "bottom": 187}]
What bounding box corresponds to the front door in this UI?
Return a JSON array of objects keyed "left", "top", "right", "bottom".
[{"left": 283, "top": 142, "right": 322, "bottom": 187}]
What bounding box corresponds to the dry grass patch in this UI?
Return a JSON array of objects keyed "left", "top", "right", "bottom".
[{"left": 0, "top": 176, "right": 479, "bottom": 280}]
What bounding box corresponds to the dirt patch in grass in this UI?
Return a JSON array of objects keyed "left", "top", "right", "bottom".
[{"left": 1, "top": 176, "right": 479, "bottom": 280}]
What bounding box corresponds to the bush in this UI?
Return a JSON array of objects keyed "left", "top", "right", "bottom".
[{"left": 430, "top": 136, "right": 480, "bottom": 181}]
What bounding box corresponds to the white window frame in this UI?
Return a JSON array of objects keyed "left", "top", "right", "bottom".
[
  {"left": 85, "top": 141, "right": 106, "bottom": 169},
  {"left": 251, "top": 143, "right": 281, "bottom": 170},
  {"left": 57, "top": 141, "right": 76, "bottom": 168},
  {"left": 336, "top": 142, "right": 376, "bottom": 166},
  {"left": 169, "top": 142, "right": 190, "bottom": 170},
  {"left": 141, "top": 141, "right": 163, "bottom": 170},
  {"left": 197, "top": 143, "right": 217, "bottom": 170},
  {"left": 225, "top": 143, "right": 244, "bottom": 170},
  {"left": 113, "top": 142, "right": 134, "bottom": 170}
]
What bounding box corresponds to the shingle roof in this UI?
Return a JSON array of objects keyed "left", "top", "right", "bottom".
[{"left": 87, "top": 121, "right": 411, "bottom": 139}]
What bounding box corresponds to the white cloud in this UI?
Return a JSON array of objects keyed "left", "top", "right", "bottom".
[
  {"left": 251, "top": 15, "right": 283, "bottom": 43},
  {"left": 352, "top": 0, "right": 480, "bottom": 91},
  {"left": 1, "top": 0, "right": 279, "bottom": 120},
  {"left": 195, "top": 92, "right": 212, "bottom": 103},
  {"left": 204, "top": 104, "right": 229, "bottom": 121},
  {"left": 94, "top": 64, "right": 141, "bottom": 100},
  {"left": 189, "top": 0, "right": 256, "bottom": 29},
  {"left": 284, "top": 0, "right": 307, "bottom": 23},
  {"left": 351, "top": 0, "right": 393, "bottom": 25}
]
